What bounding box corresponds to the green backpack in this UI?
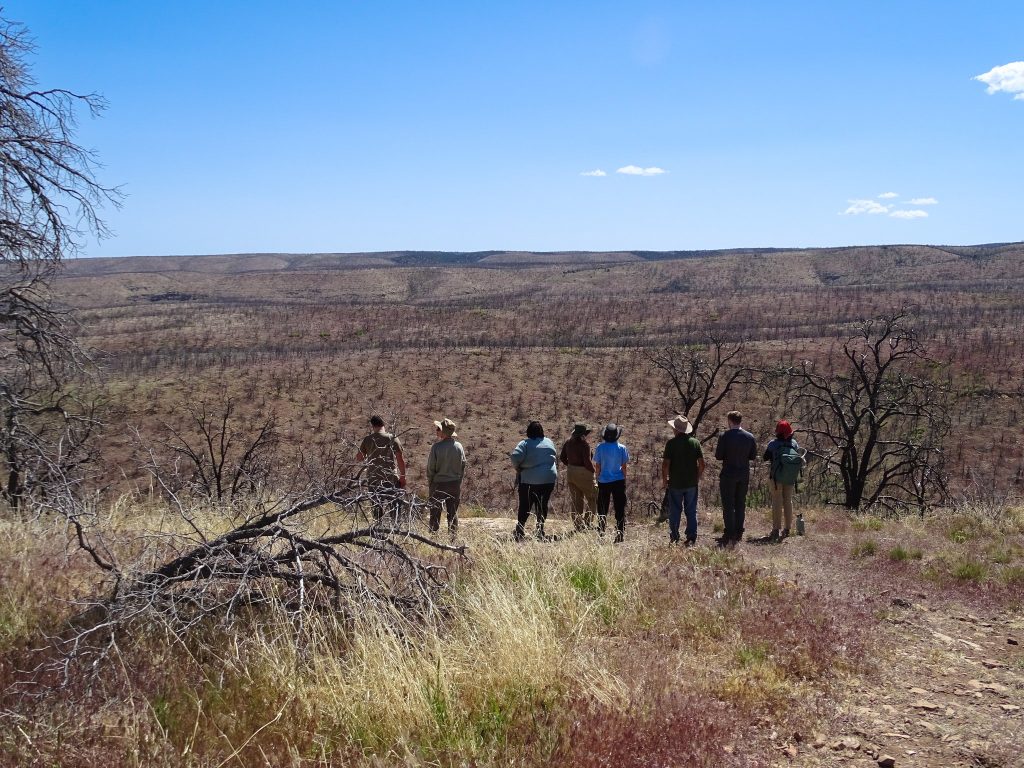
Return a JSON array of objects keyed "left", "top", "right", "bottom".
[{"left": 772, "top": 441, "right": 805, "bottom": 487}]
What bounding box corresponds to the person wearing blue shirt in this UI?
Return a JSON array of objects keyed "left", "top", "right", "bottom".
[
  {"left": 510, "top": 421, "right": 558, "bottom": 540},
  {"left": 592, "top": 423, "right": 629, "bottom": 543}
]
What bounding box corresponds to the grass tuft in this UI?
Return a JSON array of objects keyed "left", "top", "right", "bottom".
[{"left": 852, "top": 539, "right": 878, "bottom": 558}]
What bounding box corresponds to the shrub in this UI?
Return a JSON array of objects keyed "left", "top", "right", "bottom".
[
  {"left": 889, "top": 545, "right": 923, "bottom": 561},
  {"left": 951, "top": 559, "right": 986, "bottom": 582},
  {"left": 852, "top": 539, "right": 878, "bottom": 558}
]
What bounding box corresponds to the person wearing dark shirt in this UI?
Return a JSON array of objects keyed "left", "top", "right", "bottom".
[
  {"left": 662, "top": 415, "right": 706, "bottom": 546},
  {"left": 559, "top": 423, "right": 598, "bottom": 530},
  {"left": 356, "top": 414, "right": 406, "bottom": 523},
  {"left": 713, "top": 410, "right": 757, "bottom": 547}
]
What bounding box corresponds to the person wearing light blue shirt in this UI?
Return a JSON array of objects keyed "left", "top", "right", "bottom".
[
  {"left": 510, "top": 421, "right": 558, "bottom": 540},
  {"left": 592, "top": 423, "right": 629, "bottom": 542}
]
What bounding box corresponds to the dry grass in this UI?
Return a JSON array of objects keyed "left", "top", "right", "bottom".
[{"left": 0, "top": 500, "right": 884, "bottom": 767}]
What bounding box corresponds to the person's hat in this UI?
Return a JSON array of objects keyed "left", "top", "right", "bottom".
[
  {"left": 602, "top": 423, "right": 622, "bottom": 442},
  {"left": 571, "top": 423, "right": 591, "bottom": 437},
  {"left": 433, "top": 417, "right": 457, "bottom": 437},
  {"left": 667, "top": 414, "right": 694, "bottom": 434},
  {"left": 775, "top": 420, "right": 794, "bottom": 439}
]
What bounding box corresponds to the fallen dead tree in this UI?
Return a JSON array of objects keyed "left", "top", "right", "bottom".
[{"left": 53, "top": 480, "right": 466, "bottom": 679}]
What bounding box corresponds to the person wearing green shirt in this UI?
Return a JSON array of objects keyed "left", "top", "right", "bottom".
[{"left": 662, "top": 415, "right": 706, "bottom": 546}]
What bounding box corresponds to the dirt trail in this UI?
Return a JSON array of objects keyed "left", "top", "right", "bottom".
[
  {"left": 742, "top": 535, "right": 1024, "bottom": 768},
  {"left": 458, "top": 515, "right": 1022, "bottom": 766}
]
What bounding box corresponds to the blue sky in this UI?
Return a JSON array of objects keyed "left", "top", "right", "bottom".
[{"left": 7, "top": 1, "right": 1023, "bottom": 257}]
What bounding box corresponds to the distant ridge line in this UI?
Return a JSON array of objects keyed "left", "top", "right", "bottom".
[{"left": 63, "top": 242, "right": 1024, "bottom": 276}]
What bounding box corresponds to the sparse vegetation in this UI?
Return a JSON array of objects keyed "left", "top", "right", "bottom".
[{"left": 852, "top": 539, "right": 878, "bottom": 558}]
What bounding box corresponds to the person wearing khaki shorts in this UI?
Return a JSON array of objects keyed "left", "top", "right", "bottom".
[{"left": 559, "top": 423, "right": 598, "bottom": 530}]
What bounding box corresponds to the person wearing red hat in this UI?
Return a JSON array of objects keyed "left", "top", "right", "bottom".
[{"left": 762, "top": 420, "right": 805, "bottom": 541}]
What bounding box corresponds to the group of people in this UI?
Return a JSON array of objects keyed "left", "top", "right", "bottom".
[{"left": 356, "top": 411, "right": 806, "bottom": 545}]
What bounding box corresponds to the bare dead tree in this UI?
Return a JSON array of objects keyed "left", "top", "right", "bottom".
[
  {"left": 0, "top": 18, "right": 119, "bottom": 511},
  {"left": 144, "top": 398, "right": 282, "bottom": 502},
  {"left": 789, "top": 309, "right": 951, "bottom": 512},
  {"left": 645, "top": 335, "right": 761, "bottom": 440}
]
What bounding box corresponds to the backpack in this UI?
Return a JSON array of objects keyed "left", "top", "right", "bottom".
[{"left": 771, "top": 441, "right": 805, "bottom": 487}]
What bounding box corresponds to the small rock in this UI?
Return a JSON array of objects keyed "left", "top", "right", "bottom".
[
  {"left": 878, "top": 756, "right": 897, "bottom": 768},
  {"left": 908, "top": 686, "right": 929, "bottom": 695},
  {"left": 891, "top": 597, "right": 912, "bottom": 608},
  {"left": 981, "top": 659, "right": 1006, "bottom": 669},
  {"left": 846, "top": 737, "right": 861, "bottom": 751},
  {"left": 1000, "top": 704, "right": 1021, "bottom": 712},
  {"left": 1008, "top": 637, "right": 1019, "bottom": 646},
  {"left": 784, "top": 745, "right": 798, "bottom": 758},
  {"left": 912, "top": 700, "right": 940, "bottom": 711},
  {"left": 812, "top": 734, "right": 826, "bottom": 749}
]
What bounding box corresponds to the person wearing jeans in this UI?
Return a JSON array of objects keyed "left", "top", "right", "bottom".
[
  {"left": 713, "top": 410, "right": 757, "bottom": 547},
  {"left": 662, "top": 415, "right": 705, "bottom": 545}
]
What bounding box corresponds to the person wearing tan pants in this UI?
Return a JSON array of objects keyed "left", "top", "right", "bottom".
[
  {"left": 762, "top": 420, "right": 805, "bottom": 542},
  {"left": 770, "top": 481, "right": 796, "bottom": 537},
  {"left": 560, "top": 423, "right": 598, "bottom": 530}
]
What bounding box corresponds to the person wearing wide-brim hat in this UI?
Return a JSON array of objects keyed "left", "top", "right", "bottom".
[
  {"left": 509, "top": 421, "right": 558, "bottom": 541},
  {"left": 662, "top": 414, "right": 706, "bottom": 546},
  {"left": 592, "top": 423, "right": 630, "bottom": 543},
  {"left": 427, "top": 418, "right": 465, "bottom": 536},
  {"left": 559, "top": 423, "right": 599, "bottom": 531}
]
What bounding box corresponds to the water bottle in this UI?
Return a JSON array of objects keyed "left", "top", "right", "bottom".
[{"left": 796, "top": 513, "right": 805, "bottom": 536}]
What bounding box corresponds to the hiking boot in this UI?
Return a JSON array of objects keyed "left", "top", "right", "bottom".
[
  {"left": 779, "top": 528, "right": 790, "bottom": 540},
  {"left": 767, "top": 529, "right": 780, "bottom": 542},
  {"left": 684, "top": 538, "right": 697, "bottom": 548}
]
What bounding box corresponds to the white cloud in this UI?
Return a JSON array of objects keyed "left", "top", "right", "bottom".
[
  {"left": 890, "top": 209, "right": 929, "bottom": 219},
  {"left": 616, "top": 165, "right": 667, "bottom": 176},
  {"left": 843, "top": 199, "right": 891, "bottom": 215},
  {"left": 907, "top": 197, "right": 938, "bottom": 205},
  {"left": 580, "top": 169, "right": 607, "bottom": 177},
  {"left": 878, "top": 192, "right": 899, "bottom": 199},
  {"left": 974, "top": 61, "right": 1024, "bottom": 100}
]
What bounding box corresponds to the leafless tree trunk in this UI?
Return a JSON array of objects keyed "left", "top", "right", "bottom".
[
  {"left": 0, "top": 18, "right": 119, "bottom": 511},
  {"left": 789, "top": 309, "right": 951, "bottom": 512},
  {"left": 645, "top": 335, "right": 762, "bottom": 439}
]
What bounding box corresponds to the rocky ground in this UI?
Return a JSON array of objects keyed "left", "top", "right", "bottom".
[
  {"left": 743, "top": 532, "right": 1023, "bottom": 768},
  {"left": 464, "top": 512, "right": 1023, "bottom": 768}
]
